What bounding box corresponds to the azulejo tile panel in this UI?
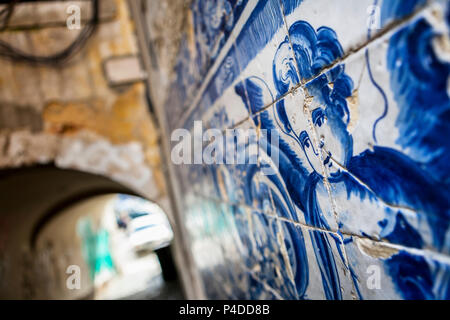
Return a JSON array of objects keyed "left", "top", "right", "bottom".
[{"left": 166, "top": 0, "right": 450, "bottom": 299}]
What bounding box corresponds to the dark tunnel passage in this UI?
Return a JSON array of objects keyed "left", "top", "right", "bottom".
[{"left": 0, "top": 165, "right": 184, "bottom": 299}]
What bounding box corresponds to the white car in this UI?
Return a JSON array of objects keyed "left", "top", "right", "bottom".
[{"left": 128, "top": 214, "right": 173, "bottom": 252}]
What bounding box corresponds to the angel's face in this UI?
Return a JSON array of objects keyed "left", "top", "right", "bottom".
[
  {"left": 311, "top": 106, "right": 347, "bottom": 175},
  {"left": 298, "top": 129, "right": 323, "bottom": 174},
  {"left": 277, "top": 91, "right": 323, "bottom": 175}
]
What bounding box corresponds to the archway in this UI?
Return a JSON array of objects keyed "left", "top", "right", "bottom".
[{"left": 0, "top": 165, "right": 183, "bottom": 299}]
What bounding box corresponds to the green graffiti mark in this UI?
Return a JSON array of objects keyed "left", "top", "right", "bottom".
[{"left": 77, "top": 218, "right": 115, "bottom": 281}]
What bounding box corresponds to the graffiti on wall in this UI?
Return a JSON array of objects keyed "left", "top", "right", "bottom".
[{"left": 77, "top": 218, "right": 116, "bottom": 287}]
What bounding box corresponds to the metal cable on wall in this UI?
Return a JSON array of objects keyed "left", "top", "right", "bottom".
[{"left": 0, "top": 0, "right": 99, "bottom": 66}]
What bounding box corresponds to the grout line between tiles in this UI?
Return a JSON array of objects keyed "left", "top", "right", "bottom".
[{"left": 186, "top": 190, "right": 450, "bottom": 259}]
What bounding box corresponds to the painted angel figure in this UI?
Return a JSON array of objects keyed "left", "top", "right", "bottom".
[{"left": 235, "top": 21, "right": 349, "bottom": 300}]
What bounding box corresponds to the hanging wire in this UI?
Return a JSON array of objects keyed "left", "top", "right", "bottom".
[
  {"left": 0, "top": 0, "right": 99, "bottom": 66},
  {"left": 0, "top": 0, "right": 19, "bottom": 32}
]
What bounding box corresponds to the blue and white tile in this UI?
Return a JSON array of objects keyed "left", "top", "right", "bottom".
[
  {"left": 170, "top": 34, "right": 203, "bottom": 115},
  {"left": 201, "top": 121, "right": 259, "bottom": 205},
  {"left": 247, "top": 273, "right": 281, "bottom": 300},
  {"left": 190, "top": 0, "right": 235, "bottom": 76},
  {"left": 203, "top": 77, "right": 251, "bottom": 130},
  {"left": 166, "top": 0, "right": 450, "bottom": 301},
  {"left": 301, "top": 1, "right": 450, "bottom": 254},
  {"left": 281, "top": 220, "right": 357, "bottom": 299},
  {"left": 344, "top": 236, "right": 450, "bottom": 299},
  {"left": 280, "top": 0, "right": 431, "bottom": 83},
  {"left": 191, "top": 41, "right": 251, "bottom": 130},
  {"left": 245, "top": 89, "right": 339, "bottom": 229},
  {"left": 242, "top": 211, "right": 299, "bottom": 299},
  {"left": 215, "top": 203, "right": 255, "bottom": 299},
  {"left": 308, "top": 0, "right": 450, "bottom": 169}
]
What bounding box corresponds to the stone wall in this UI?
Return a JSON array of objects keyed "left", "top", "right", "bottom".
[{"left": 0, "top": 0, "right": 183, "bottom": 299}]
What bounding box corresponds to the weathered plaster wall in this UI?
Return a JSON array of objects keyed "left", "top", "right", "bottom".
[
  {"left": 145, "top": 0, "right": 450, "bottom": 299},
  {"left": 0, "top": 0, "right": 165, "bottom": 200},
  {"left": 0, "top": 0, "right": 186, "bottom": 299}
]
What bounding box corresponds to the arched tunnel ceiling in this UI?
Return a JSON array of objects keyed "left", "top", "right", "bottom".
[{"left": 0, "top": 165, "right": 140, "bottom": 250}]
